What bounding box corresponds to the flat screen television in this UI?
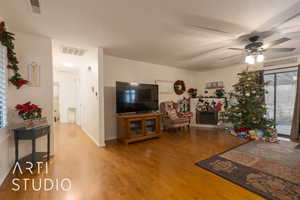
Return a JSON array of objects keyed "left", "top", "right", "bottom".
[{"left": 116, "top": 82, "right": 159, "bottom": 114}]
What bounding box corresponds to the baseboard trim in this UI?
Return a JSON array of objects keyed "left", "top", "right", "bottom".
[
  {"left": 105, "top": 136, "right": 117, "bottom": 141},
  {"left": 190, "top": 124, "right": 219, "bottom": 128},
  {"left": 81, "top": 127, "right": 100, "bottom": 147},
  {"left": 0, "top": 164, "right": 12, "bottom": 186},
  {"left": 105, "top": 138, "right": 118, "bottom": 145}
]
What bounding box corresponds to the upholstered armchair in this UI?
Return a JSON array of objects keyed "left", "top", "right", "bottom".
[{"left": 160, "top": 101, "right": 191, "bottom": 131}]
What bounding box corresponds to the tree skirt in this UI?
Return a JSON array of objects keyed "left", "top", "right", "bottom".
[{"left": 196, "top": 140, "right": 300, "bottom": 200}]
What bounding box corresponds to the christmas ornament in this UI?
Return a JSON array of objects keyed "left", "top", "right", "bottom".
[{"left": 256, "top": 129, "right": 264, "bottom": 137}]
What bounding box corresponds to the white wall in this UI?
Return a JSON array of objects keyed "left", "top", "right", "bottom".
[
  {"left": 0, "top": 31, "right": 53, "bottom": 184},
  {"left": 78, "top": 62, "right": 100, "bottom": 146},
  {"left": 195, "top": 55, "right": 300, "bottom": 95},
  {"left": 103, "top": 55, "right": 196, "bottom": 140},
  {"left": 98, "top": 48, "right": 105, "bottom": 146},
  {"left": 196, "top": 64, "right": 248, "bottom": 95}
]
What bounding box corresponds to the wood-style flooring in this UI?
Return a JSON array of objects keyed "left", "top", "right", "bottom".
[{"left": 0, "top": 123, "right": 264, "bottom": 200}]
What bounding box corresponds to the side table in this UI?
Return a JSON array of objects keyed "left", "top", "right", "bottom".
[{"left": 13, "top": 125, "right": 50, "bottom": 165}]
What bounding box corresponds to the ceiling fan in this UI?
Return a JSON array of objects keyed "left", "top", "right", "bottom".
[
  {"left": 181, "top": 1, "right": 300, "bottom": 64},
  {"left": 225, "top": 35, "right": 296, "bottom": 64}
]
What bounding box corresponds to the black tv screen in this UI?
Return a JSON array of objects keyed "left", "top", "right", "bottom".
[{"left": 116, "top": 82, "right": 159, "bottom": 114}]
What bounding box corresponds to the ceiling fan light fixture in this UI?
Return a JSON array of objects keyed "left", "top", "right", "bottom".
[
  {"left": 245, "top": 55, "right": 251, "bottom": 63},
  {"left": 245, "top": 55, "right": 255, "bottom": 64},
  {"left": 256, "top": 54, "right": 264, "bottom": 63}
]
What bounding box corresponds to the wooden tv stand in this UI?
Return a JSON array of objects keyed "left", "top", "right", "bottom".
[{"left": 117, "top": 112, "right": 161, "bottom": 144}]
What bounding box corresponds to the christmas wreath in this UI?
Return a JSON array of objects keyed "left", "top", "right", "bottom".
[
  {"left": 174, "top": 80, "right": 186, "bottom": 95},
  {"left": 0, "top": 22, "right": 28, "bottom": 89}
]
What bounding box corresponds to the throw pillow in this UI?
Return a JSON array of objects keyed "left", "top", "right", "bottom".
[{"left": 168, "top": 109, "right": 178, "bottom": 120}]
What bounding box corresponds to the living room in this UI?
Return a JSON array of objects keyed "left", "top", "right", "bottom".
[{"left": 0, "top": 1, "right": 300, "bottom": 200}]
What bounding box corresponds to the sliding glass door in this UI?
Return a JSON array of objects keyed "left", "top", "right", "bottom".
[{"left": 264, "top": 69, "right": 298, "bottom": 136}]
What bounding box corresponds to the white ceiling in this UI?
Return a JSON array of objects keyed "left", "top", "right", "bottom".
[
  {"left": 52, "top": 40, "right": 98, "bottom": 70},
  {"left": 1, "top": 0, "right": 300, "bottom": 71}
]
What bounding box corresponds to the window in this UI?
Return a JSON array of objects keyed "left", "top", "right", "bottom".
[
  {"left": 0, "top": 45, "right": 7, "bottom": 128},
  {"left": 264, "top": 68, "right": 298, "bottom": 136}
]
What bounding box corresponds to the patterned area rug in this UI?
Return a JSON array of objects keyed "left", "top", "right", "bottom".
[{"left": 196, "top": 140, "right": 300, "bottom": 200}]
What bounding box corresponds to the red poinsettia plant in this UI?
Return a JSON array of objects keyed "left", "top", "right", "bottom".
[
  {"left": 187, "top": 88, "right": 197, "bottom": 98},
  {"left": 15, "top": 102, "right": 42, "bottom": 120}
]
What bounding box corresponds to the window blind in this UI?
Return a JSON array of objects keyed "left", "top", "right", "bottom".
[{"left": 0, "top": 45, "right": 7, "bottom": 128}]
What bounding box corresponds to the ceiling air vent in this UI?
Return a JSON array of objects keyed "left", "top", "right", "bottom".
[
  {"left": 263, "top": 57, "right": 298, "bottom": 68},
  {"left": 61, "top": 46, "right": 86, "bottom": 56},
  {"left": 29, "top": 0, "right": 41, "bottom": 14}
]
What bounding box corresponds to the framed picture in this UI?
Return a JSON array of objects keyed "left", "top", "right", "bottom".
[
  {"left": 155, "top": 80, "right": 173, "bottom": 94},
  {"left": 217, "top": 81, "right": 224, "bottom": 88},
  {"left": 206, "top": 82, "right": 211, "bottom": 89},
  {"left": 206, "top": 81, "right": 224, "bottom": 89},
  {"left": 211, "top": 82, "right": 217, "bottom": 88},
  {"left": 27, "top": 62, "right": 40, "bottom": 87}
]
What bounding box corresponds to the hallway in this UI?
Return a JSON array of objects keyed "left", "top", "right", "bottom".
[{"left": 0, "top": 124, "right": 263, "bottom": 200}]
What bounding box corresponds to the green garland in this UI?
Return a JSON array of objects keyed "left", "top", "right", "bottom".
[{"left": 0, "top": 22, "right": 28, "bottom": 89}]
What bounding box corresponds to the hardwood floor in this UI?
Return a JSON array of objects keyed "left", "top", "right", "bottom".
[{"left": 0, "top": 123, "right": 264, "bottom": 200}]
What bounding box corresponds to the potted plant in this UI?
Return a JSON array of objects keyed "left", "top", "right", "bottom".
[
  {"left": 187, "top": 88, "right": 197, "bottom": 98},
  {"left": 15, "top": 102, "right": 42, "bottom": 120},
  {"left": 215, "top": 88, "right": 225, "bottom": 98}
]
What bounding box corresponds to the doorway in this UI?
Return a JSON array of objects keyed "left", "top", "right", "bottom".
[
  {"left": 264, "top": 68, "right": 298, "bottom": 136},
  {"left": 51, "top": 40, "right": 105, "bottom": 146}
]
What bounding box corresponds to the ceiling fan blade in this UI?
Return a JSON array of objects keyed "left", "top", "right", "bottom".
[
  {"left": 228, "top": 48, "right": 243, "bottom": 51},
  {"left": 278, "top": 25, "right": 300, "bottom": 33},
  {"left": 190, "top": 25, "right": 232, "bottom": 35},
  {"left": 181, "top": 46, "right": 227, "bottom": 61},
  {"left": 268, "top": 48, "right": 296, "bottom": 52},
  {"left": 220, "top": 54, "right": 241, "bottom": 60},
  {"left": 258, "top": 1, "right": 300, "bottom": 31},
  {"left": 263, "top": 37, "right": 290, "bottom": 48},
  {"left": 238, "top": 31, "right": 276, "bottom": 43},
  {"left": 180, "top": 14, "right": 249, "bottom": 39},
  {"left": 277, "top": 12, "right": 300, "bottom": 28},
  {"left": 285, "top": 31, "right": 300, "bottom": 39}
]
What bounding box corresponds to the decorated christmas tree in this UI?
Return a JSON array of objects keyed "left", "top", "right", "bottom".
[{"left": 223, "top": 71, "right": 276, "bottom": 138}]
